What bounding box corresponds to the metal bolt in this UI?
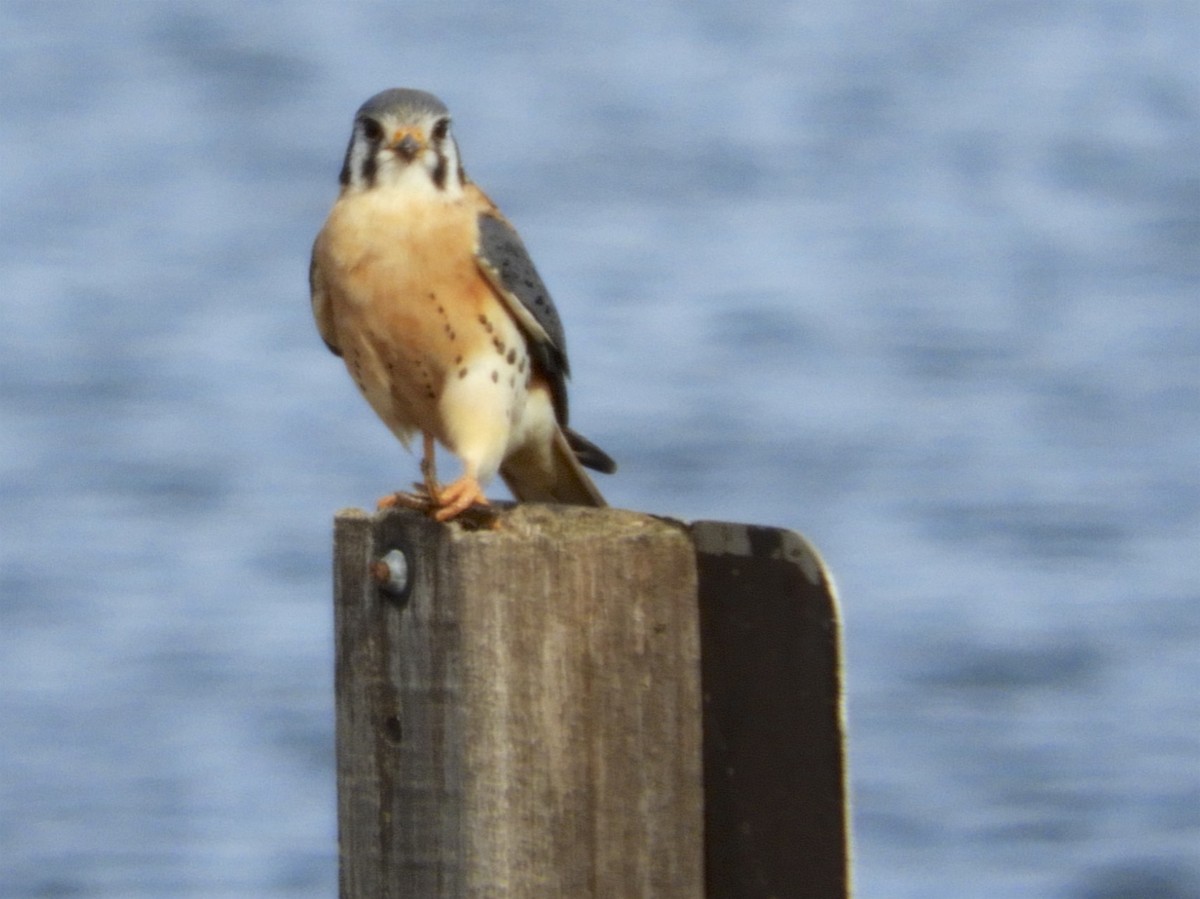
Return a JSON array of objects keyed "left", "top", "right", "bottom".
[{"left": 371, "top": 548, "right": 410, "bottom": 596}]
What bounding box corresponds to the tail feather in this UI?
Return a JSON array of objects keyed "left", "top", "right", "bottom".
[
  {"left": 565, "top": 427, "right": 617, "bottom": 474},
  {"left": 500, "top": 428, "right": 608, "bottom": 507}
]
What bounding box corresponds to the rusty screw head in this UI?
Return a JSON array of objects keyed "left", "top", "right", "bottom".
[{"left": 371, "top": 548, "right": 410, "bottom": 596}]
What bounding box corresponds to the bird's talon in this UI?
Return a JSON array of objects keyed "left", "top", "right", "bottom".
[
  {"left": 376, "top": 476, "right": 491, "bottom": 525},
  {"left": 377, "top": 491, "right": 433, "bottom": 512},
  {"left": 432, "top": 476, "right": 489, "bottom": 522}
]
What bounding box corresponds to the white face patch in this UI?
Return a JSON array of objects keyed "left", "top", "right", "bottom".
[
  {"left": 344, "top": 121, "right": 378, "bottom": 190},
  {"left": 374, "top": 149, "right": 444, "bottom": 195},
  {"left": 347, "top": 112, "right": 465, "bottom": 199}
]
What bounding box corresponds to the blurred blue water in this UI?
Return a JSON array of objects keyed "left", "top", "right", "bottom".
[{"left": 1, "top": 1, "right": 1197, "bottom": 896}]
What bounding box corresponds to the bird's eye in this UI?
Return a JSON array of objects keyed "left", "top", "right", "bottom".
[
  {"left": 431, "top": 118, "right": 450, "bottom": 142},
  {"left": 360, "top": 118, "right": 384, "bottom": 142}
]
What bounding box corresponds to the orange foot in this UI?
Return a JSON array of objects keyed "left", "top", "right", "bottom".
[
  {"left": 376, "top": 478, "right": 494, "bottom": 527},
  {"left": 433, "top": 475, "right": 489, "bottom": 522},
  {"left": 376, "top": 488, "right": 433, "bottom": 512}
]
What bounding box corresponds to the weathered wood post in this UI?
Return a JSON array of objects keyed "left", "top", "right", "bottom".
[{"left": 333, "top": 505, "right": 848, "bottom": 898}]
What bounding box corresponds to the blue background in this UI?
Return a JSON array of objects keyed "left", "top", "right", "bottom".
[{"left": 2, "top": 2, "right": 1197, "bottom": 896}]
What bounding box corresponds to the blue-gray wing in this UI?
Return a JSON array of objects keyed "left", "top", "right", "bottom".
[{"left": 475, "top": 211, "right": 571, "bottom": 423}]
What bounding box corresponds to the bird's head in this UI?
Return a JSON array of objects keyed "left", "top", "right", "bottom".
[{"left": 339, "top": 88, "right": 466, "bottom": 196}]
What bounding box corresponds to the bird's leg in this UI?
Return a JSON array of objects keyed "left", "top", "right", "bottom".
[
  {"left": 379, "top": 436, "right": 495, "bottom": 527},
  {"left": 377, "top": 433, "right": 442, "bottom": 512},
  {"left": 419, "top": 432, "right": 440, "bottom": 500},
  {"left": 420, "top": 436, "right": 490, "bottom": 521}
]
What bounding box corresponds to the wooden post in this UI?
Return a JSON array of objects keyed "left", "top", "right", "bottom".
[
  {"left": 334, "top": 505, "right": 848, "bottom": 898},
  {"left": 692, "top": 521, "right": 850, "bottom": 897}
]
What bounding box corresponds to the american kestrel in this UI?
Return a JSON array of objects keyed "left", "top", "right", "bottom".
[{"left": 310, "top": 88, "right": 615, "bottom": 521}]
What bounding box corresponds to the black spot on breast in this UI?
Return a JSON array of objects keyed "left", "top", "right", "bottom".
[
  {"left": 458, "top": 368, "right": 468, "bottom": 379},
  {"left": 491, "top": 370, "right": 499, "bottom": 383},
  {"left": 506, "top": 349, "right": 516, "bottom": 365},
  {"left": 493, "top": 337, "right": 505, "bottom": 354}
]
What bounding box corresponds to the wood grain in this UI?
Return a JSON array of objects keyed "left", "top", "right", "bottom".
[{"left": 335, "top": 505, "right": 705, "bottom": 898}]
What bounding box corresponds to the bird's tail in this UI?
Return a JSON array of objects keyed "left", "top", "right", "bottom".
[
  {"left": 500, "top": 428, "right": 613, "bottom": 507},
  {"left": 564, "top": 427, "right": 617, "bottom": 475}
]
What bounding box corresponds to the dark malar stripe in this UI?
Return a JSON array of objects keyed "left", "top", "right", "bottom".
[
  {"left": 432, "top": 149, "right": 448, "bottom": 190},
  {"left": 338, "top": 132, "right": 355, "bottom": 186},
  {"left": 361, "top": 151, "right": 377, "bottom": 188},
  {"left": 339, "top": 154, "right": 377, "bottom": 188}
]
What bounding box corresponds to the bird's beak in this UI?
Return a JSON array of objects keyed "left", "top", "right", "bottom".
[{"left": 390, "top": 129, "right": 425, "bottom": 162}]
